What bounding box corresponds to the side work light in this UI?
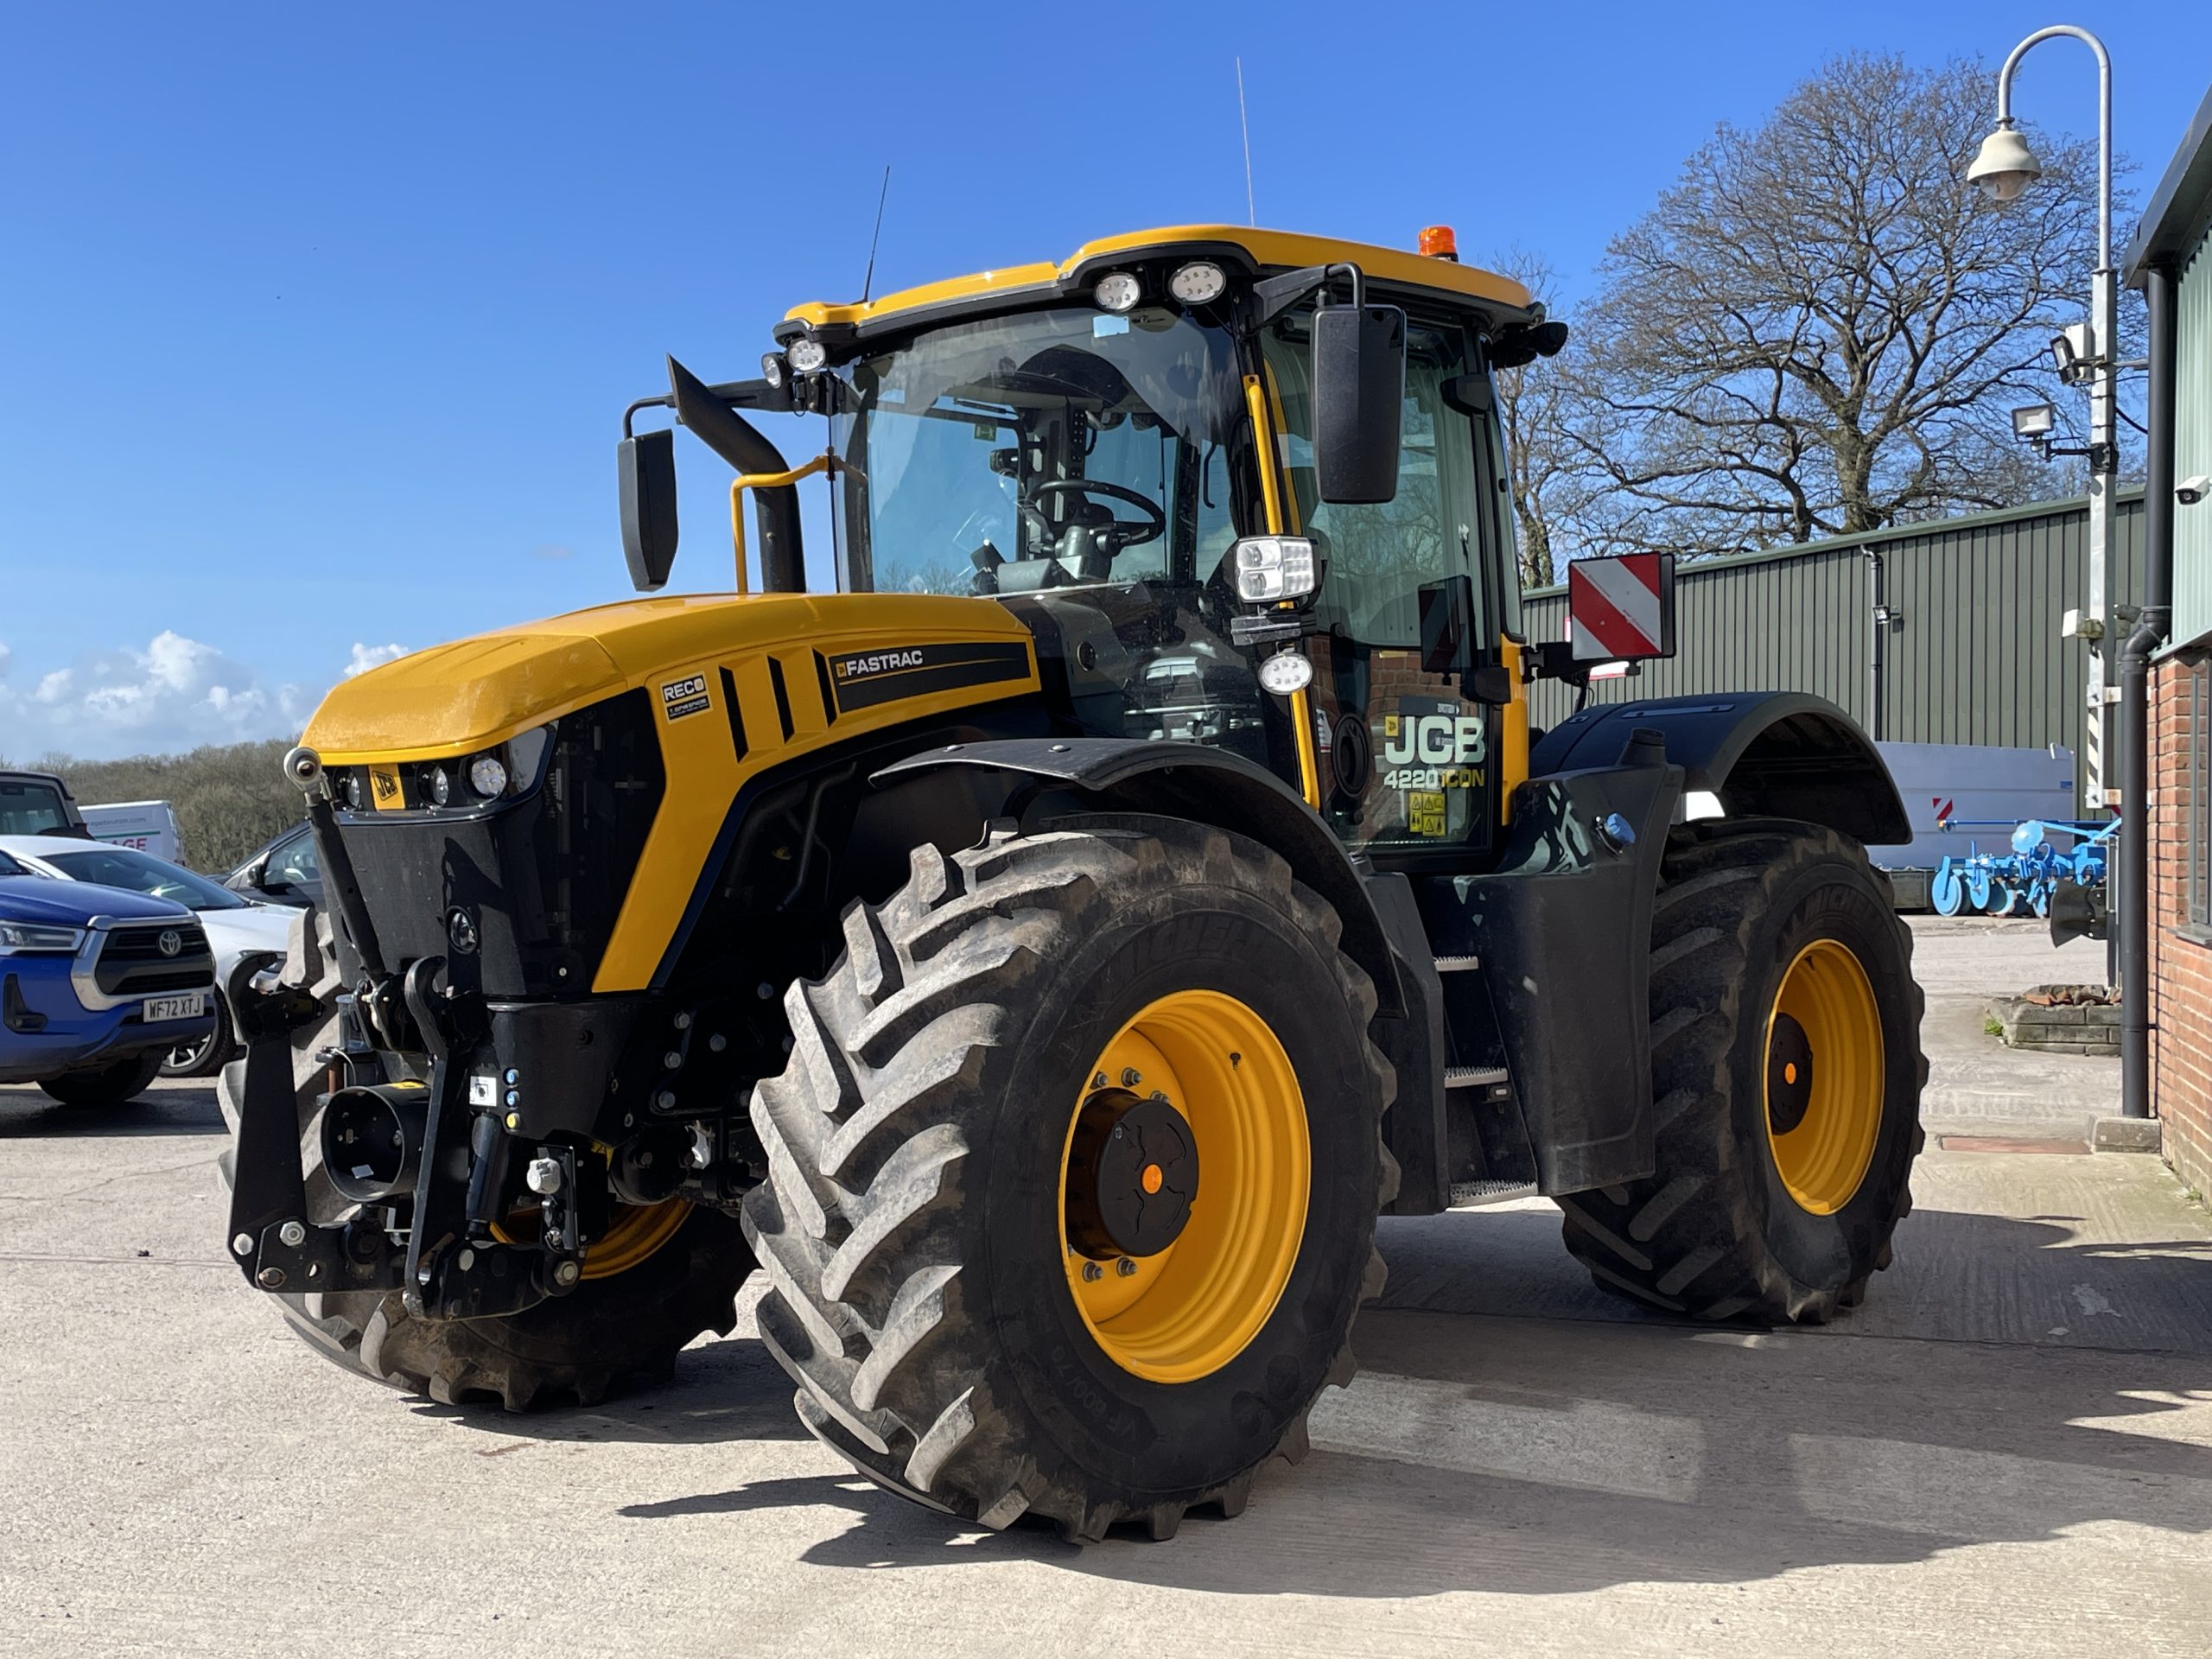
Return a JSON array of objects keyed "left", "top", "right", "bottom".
[{"left": 1233, "top": 536, "right": 1319, "bottom": 602}]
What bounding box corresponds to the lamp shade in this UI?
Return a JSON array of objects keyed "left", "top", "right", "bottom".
[{"left": 1967, "top": 124, "right": 2043, "bottom": 203}]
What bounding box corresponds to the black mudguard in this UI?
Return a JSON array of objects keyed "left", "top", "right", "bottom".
[
  {"left": 1533, "top": 691, "right": 1909, "bottom": 848},
  {"left": 1418, "top": 734, "right": 1686, "bottom": 1198},
  {"left": 872, "top": 737, "right": 1404, "bottom": 1019}
]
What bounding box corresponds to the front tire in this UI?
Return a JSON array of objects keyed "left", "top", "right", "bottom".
[
  {"left": 741, "top": 817, "right": 1395, "bottom": 1541},
  {"left": 1559, "top": 819, "right": 1924, "bottom": 1323}
]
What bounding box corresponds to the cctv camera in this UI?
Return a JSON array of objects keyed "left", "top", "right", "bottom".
[{"left": 2180, "top": 475, "right": 2211, "bottom": 507}]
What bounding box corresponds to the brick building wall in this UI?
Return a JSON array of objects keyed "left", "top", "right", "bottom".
[{"left": 2152, "top": 652, "right": 2212, "bottom": 1198}]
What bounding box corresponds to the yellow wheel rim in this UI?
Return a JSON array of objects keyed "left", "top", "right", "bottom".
[
  {"left": 489, "top": 1198, "right": 690, "bottom": 1280},
  {"left": 1764, "top": 939, "right": 1885, "bottom": 1215},
  {"left": 1058, "top": 990, "right": 1309, "bottom": 1384}
]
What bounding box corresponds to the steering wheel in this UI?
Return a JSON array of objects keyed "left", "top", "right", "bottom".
[{"left": 1020, "top": 479, "right": 1166, "bottom": 559}]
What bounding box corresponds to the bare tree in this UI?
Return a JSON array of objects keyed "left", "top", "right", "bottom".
[
  {"left": 1554, "top": 53, "right": 2117, "bottom": 559},
  {"left": 1488, "top": 251, "right": 1600, "bottom": 587}
]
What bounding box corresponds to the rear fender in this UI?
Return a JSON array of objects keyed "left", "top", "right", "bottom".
[{"left": 1532, "top": 692, "right": 1909, "bottom": 847}]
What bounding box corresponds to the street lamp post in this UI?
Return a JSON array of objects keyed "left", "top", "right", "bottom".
[{"left": 1969, "top": 24, "right": 2118, "bottom": 809}]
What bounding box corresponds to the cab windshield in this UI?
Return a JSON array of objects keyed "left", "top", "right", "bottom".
[{"left": 833, "top": 304, "right": 1249, "bottom": 598}]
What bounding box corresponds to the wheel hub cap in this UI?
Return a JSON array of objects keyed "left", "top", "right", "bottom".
[{"left": 1065, "top": 1088, "right": 1199, "bottom": 1259}]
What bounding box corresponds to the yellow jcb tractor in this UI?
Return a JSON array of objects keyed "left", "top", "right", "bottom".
[{"left": 221, "top": 224, "right": 1924, "bottom": 1541}]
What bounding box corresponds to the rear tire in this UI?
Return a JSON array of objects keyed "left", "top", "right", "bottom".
[
  {"left": 1558, "top": 819, "right": 1924, "bottom": 1324},
  {"left": 41, "top": 1052, "right": 163, "bottom": 1107},
  {"left": 741, "top": 817, "right": 1395, "bottom": 1541},
  {"left": 216, "top": 910, "right": 753, "bottom": 1409}
]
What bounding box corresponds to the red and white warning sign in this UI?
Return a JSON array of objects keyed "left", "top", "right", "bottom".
[{"left": 1568, "top": 552, "right": 1677, "bottom": 662}]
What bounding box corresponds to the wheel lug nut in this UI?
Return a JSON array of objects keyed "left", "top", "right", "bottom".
[
  {"left": 1116, "top": 1258, "right": 1137, "bottom": 1277},
  {"left": 1082, "top": 1261, "right": 1103, "bottom": 1281},
  {"left": 1121, "top": 1068, "right": 1141, "bottom": 1088}
]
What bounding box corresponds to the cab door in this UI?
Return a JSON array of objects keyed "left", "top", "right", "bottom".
[{"left": 1258, "top": 311, "right": 1504, "bottom": 861}]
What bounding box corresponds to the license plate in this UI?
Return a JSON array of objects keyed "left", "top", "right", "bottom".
[{"left": 143, "top": 992, "right": 207, "bottom": 1022}]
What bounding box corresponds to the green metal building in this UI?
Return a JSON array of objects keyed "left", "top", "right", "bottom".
[{"left": 1524, "top": 493, "right": 2145, "bottom": 790}]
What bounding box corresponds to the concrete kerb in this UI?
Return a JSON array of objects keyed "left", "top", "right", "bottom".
[
  {"left": 2092, "top": 1115, "right": 2165, "bottom": 1154},
  {"left": 1988, "top": 984, "right": 2122, "bottom": 1058}
]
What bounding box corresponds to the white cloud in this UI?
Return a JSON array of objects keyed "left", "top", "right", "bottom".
[
  {"left": 0, "top": 631, "right": 353, "bottom": 761},
  {"left": 344, "top": 642, "right": 410, "bottom": 677}
]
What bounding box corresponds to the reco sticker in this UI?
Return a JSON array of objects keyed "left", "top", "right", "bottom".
[{"left": 661, "top": 672, "right": 711, "bottom": 721}]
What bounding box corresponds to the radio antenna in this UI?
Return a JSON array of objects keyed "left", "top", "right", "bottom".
[
  {"left": 1236, "top": 59, "right": 1255, "bottom": 226},
  {"left": 861, "top": 165, "right": 892, "bottom": 303}
]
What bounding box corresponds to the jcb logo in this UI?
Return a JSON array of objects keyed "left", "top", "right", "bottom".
[{"left": 1380, "top": 714, "right": 1487, "bottom": 766}]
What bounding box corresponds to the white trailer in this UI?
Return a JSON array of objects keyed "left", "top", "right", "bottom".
[
  {"left": 79, "top": 800, "right": 183, "bottom": 864},
  {"left": 1866, "top": 742, "right": 2085, "bottom": 906}
]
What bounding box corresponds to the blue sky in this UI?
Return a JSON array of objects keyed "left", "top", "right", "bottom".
[{"left": 0, "top": 1, "right": 2202, "bottom": 758}]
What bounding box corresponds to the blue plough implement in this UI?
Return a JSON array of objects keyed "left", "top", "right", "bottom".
[{"left": 1930, "top": 817, "right": 2117, "bottom": 919}]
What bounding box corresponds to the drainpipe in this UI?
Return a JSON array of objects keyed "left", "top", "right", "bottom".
[
  {"left": 1865, "top": 547, "right": 1887, "bottom": 741},
  {"left": 2119, "top": 262, "right": 2178, "bottom": 1121}
]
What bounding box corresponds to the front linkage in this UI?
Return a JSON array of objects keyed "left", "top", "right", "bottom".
[
  {"left": 225, "top": 746, "right": 752, "bottom": 1325},
  {"left": 223, "top": 950, "right": 570, "bottom": 1320}
]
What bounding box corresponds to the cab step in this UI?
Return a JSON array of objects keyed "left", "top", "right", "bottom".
[
  {"left": 1448, "top": 1179, "right": 1539, "bottom": 1208},
  {"left": 1442, "top": 1065, "right": 1510, "bottom": 1091}
]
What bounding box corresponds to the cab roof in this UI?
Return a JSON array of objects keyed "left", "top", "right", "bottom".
[{"left": 780, "top": 225, "right": 1534, "bottom": 339}]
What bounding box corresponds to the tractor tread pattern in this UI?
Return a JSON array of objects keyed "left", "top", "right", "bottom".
[
  {"left": 1556, "top": 818, "right": 1926, "bottom": 1324},
  {"left": 742, "top": 816, "right": 1395, "bottom": 1542}
]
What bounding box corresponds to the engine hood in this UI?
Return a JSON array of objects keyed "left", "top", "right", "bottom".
[{"left": 302, "top": 590, "right": 1024, "bottom": 763}]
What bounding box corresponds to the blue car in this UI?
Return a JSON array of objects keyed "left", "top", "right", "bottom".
[{"left": 0, "top": 848, "right": 218, "bottom": 1105}]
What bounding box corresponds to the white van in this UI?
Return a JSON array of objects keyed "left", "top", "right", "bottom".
[{"left": 79, "top": 800, "right": 183, "bottom": 864}]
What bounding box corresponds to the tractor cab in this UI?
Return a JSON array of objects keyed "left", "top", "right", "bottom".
[{"left": 622, "top": 226, "right": 1580, "bottom": 864}]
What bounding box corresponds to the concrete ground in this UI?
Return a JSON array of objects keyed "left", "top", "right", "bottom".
[
  {"left": 1912, "top": 915, "right": 2122, "bottom": 1137},
  {"left": 3, "top": 917, "right": 2207, "bottom": 1658}
]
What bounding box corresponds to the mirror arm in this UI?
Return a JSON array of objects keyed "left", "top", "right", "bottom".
[
  {"left": 622, "top": 374, "right": 794, "bottom": 440},
  {"left": 1248, "top": 261, "right": 1368, "bottom": 329},
  {"left": 669, "top": 357, "right": 807, "bottom": 593},
  {"left": 621, "top": 395, "right": 671, "bottom": 440}
]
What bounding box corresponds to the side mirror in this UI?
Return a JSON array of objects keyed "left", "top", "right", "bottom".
[
  {"left": 1568, "top": 553, "right": 1677, "bottom": 664},
  {"left": 619, "top": 428, "right": 679, "bottom": 592},
  {"left": 1313, "top": 301, "right": 1406, "bottom": 505}
]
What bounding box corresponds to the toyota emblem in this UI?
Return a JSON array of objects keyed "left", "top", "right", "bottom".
[{"left": 157, "top": 930, "right": 182, "bottom": 957}]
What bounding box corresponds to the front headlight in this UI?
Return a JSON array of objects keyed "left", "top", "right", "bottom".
[{"left": 0, "top": 920, "right": 85, "bottom": 953}]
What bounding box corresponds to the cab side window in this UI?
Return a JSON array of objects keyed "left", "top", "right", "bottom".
[{"left": 1259, "top": 314, "right": 1500, "bottom": 855}]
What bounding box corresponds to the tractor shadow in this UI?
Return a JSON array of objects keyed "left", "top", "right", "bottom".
[
  {"left": 412, "top": 1319, "right": 813, "bottom": 1446},
  {"left": 619, "top": 1203, "right": 2212, "bottom": 1598}
]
